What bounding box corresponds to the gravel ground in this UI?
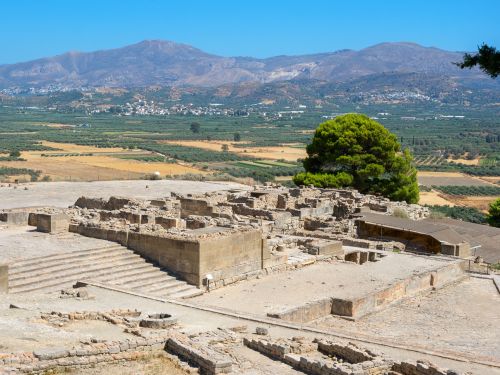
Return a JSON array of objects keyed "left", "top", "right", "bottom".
[
  {"left": 0, "top": 226, "right": 113, "bottom": 263},
  {"left": 0, "top": 179, "right": 249, "bottom": 209},
  {"left": 192, "top": 254, "right": 452, "bottom": 315},
  {"left": 312, "top": 277, "right": 500, "bottom": 362}
]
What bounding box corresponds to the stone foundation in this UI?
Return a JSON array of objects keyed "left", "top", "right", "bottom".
[
  {"left": 267, "top": 260, "right": 467, "bottom": 321},
  {"left": 244, "top": 336, "right": 392, "bottom": 375},
  {"left": 166, "top": 337, "right": 232, "bottom": 374}
]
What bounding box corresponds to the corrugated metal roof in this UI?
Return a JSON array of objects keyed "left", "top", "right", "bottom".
[{"left": 356, "top": 213, "right": 500, "bottom": 263}]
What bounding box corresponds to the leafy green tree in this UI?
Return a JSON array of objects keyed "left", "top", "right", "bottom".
[
  {"left": 294, "top": 114, "right": 419, "bottom": 203},
  {"left": 190, "top": 122, "right": 201, "bottom": 133},
  {"left": 457, "top": 44, "right": 500, "bottom": 78},
  {"left": 234, "top": 132, "right": 241, "bottom": 142},
  {"left": 9, "top": 150, "right": 21, "bottom": 158},
  {"left": 487, "top": 198, "right": 500, "bottom": 227}
]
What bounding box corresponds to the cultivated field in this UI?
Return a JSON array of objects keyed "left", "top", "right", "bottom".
[
  {"left": 454, "top": 196, "right": 498, "bottom": 211},
  {"left": 417, "top": 171, "right": 493, "bottom": 187},
  {"left": 161, "top": 140, "right": 307, "bottom": 162},
  {"left": 418, "top": 191, "right": 455, "bottom": 206},
  {"left": 0, "top": 141, "right": 204, "bottom": 181}
]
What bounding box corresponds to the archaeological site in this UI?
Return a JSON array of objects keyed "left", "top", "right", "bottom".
[{"left": 0, "top": 179, "right": 499, "bottom": 375}]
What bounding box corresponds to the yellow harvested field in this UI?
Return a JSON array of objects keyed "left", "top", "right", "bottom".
[
  {"left": 451, "top": 196, "right": 498, "bottom": 212},
  {"left": 446, "top": 157, "right": 481, "bottom": 166},
  {"left": 417, "top": 171, "right": 465, "bottom": 178},
  {"left": 0, "top": 142, "right": 204, "bottom": 182},
  {"left": 41, "top": 141, "right": 125, "bottom": 153},
  {"left": 274, "top": 176, "right": 293, "bottom": 181},
  {"left": 161, "top": 140, "right": 307, "bottom": 162},
  {"left": 419, "top": 191, "right": 454, "bottom": 206}
]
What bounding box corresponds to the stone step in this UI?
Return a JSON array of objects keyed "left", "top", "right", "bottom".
[
  {"left": 9, "top": 246, "right": 128, "bottom": 275},
  {"left": 92, "top": 263, "right": 161, "bottom": 283},
  {"left": 9, "top": 257, "right": 149, "bottom": 292},
  {"left": 8, "top": 242, "right": 203, "bottom": 299},
  {"left": 111, "top": 273, "right": 175, "bottom": 290},
  {"left": 97, "top": 267, "right": 175, "bottom": 286},
  {"left": 148, "top": 282, "right": 195, "bottom": 297},
  {"left": 10, "top": 251, "right": 143, "bottom": 281},
  {"left": 10, "top": 245, "right": 123, "bottom": 269},
  {"left": 135, "top": 278, "right": 184, "bottom": 294},
  {"left": 166, "top": 287, "right": 204, "bottom": 299}
]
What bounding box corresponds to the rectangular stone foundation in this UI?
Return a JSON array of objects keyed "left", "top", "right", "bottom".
[{"left": 268, "top": 260, "right": 466, "bottom": 321}]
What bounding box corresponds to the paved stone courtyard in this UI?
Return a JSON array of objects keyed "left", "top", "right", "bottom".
[{"left": 191, "top": 254, "right": 453, "bottom": 316}]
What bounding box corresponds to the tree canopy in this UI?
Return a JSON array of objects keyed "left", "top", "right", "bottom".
[
  {"left": 190, "top": 122, "right": 201, "bottom": 133},
  {"left": 487, "top": 198, "right": 500, "bottom": 227},
  {"left": 457, "top": 44, "right": 500, "bottom": 78},
  {"left": 293, "top": 114, "right": 419, "bottom": 203}
]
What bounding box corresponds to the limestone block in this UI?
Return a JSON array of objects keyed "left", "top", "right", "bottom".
[{"left": 36, "top": 213, "right": 69, "bottom": 233}]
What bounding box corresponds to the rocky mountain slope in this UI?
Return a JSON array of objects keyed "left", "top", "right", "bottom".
[{"left": 0, "top": 40, "right": 490, "bottom": 89}]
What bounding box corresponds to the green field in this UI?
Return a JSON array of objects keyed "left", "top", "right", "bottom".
[{"left": 1, "top": 98, "right": 499, "bottom": 182}]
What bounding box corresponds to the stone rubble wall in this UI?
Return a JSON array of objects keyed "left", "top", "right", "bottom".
[
  {"left": 0, "top": 334, "right": 171, "bottom": 373},
  {"left": 243, "top": 336, "right": 392, "bottom": 375},
  {"left": 392, "top": 360, "right": 461, "bottom": 375},
  {"left": 166, "top": 337, "right": 232, "bottom": 375}
]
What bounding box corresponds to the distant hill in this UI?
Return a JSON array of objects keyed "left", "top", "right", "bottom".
[{"left": 0, "top": 40, "right": 494, "bottom": 90}]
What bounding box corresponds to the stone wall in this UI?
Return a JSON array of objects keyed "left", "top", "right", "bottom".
[
  {"left": 127, "top": 232, "right": 201, "bottom": 286},
  {"left": 0, "top": 209, "right": 29, "bottom": 225},
  {"left": 392, "top": 360, "right": 461, "bottom": 375},
  {"left": 0, "top": 335, "right": 170, "bottom": 373},
  {"left": 243, "top": 336, "right": 392, "bottom": 375},
  {"left": 71, "top": 223, "right": 266, "bottom": 288},
  {"left": 199, "top": 229, "right": 264, "bottom": 286},
  {"left": 166, "top": 337, "right": 232, "bottom": 374}
]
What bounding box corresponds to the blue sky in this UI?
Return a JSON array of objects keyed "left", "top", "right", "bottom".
[{"left": 1, "top": 0, "right": 499, "bottom": 64}]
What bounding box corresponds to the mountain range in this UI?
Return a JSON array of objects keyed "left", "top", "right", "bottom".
[{"left": 0, "top": 40, "right": 493, "bottom": 90}]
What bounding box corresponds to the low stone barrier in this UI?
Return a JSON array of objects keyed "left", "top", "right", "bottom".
[
  {"left": 166, "top": 337, "right": 232, "bottom": 374},
  {"left": 0, "top": 335, "right": 170, "bottom": 373},
  {"left": 267, "top": 298, "right": 333, "bottom": 323},
  {"left": 392, "top": 360, "right": 460, "bottom": 375},
  {"left": 244, "top": 336, "right": 392, "bottom": 375}
]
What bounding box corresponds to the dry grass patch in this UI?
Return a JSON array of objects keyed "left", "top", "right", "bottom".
[
  {"left": 419, "top": 191, "right": 455, "bottom": 206},
  {"left": 450, "top": 196, "right": 498, "bottom": 212},
  {"left": 446, "top": 157, "right": 481, "bottom": 166},
  {"left": 40, "top": 141, "right": 125, "bottom": 153}
]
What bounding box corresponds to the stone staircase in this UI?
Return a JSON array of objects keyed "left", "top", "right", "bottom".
[{"left": 8, "top": 244, "right": 203, "bottom": 299}]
